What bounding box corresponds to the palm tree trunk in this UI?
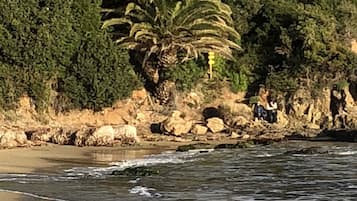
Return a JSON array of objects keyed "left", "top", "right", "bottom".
[{"left": 155, "top": 79, "right": 176, "bottom": 106}]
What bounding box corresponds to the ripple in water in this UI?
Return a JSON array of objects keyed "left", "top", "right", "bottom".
[{"left": 0, "top": 142, "right": 356, "bottom": 201}]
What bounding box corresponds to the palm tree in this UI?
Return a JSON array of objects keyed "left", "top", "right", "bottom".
[{"left": 102, "top": 0, "right": 241, "bottom": 104}]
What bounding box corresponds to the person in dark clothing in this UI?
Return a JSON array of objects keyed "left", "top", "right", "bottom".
[
  {"left": 266, "top": 97, "right": 278, "bottom": 123},
  {"left": 341, "top": 89, "right": 347, "bottom": 112},
  {"left": 330, "top": 84, "right": 347, "bottom": 128},
  {"left": 330, "top": 85, "right": 340, "bottom": 125},
  {"left": 254, "top": 102, "right": 267, "bottom": 121}
]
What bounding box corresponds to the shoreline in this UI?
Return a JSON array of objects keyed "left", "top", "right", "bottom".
[
  {"left": 0, "top": 139, "right": 233, "bottom": 201},
  {"left": 0, "top": 143, "right": 168, "bottom": 174},
  {"left": 0, "top": 140, "right": 237, "bottom": 174}
]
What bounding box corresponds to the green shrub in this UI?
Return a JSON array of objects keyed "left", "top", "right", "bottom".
[
  {"left": 0, "top": 0, "right": 141, "bottom": 112},
  {"left": 165, "top": 59, "right": 206, "bottom": 91},
  {"left": 336, "top": 80, "right": 349, "bottom": 90},
  {"left": 265, "top": 71, "right": 298, "bottom": 93},
  {"left": 60, "top": 34, "right": 141, "bottom": 111},
  {"left": 0, "top": 63, "right": 23, "bottom": 109}
]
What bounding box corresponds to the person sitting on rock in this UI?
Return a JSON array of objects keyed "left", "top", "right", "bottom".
[
  {"left": 266, "top": 96, "right": 278, "bottom": 123},
  {"left": 254, "top": 101, "right": 267, "bottom": 121}
]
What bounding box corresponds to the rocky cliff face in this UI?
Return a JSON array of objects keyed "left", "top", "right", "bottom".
[{"left": 1, "top": 81, "right": 357, "bottom": 149}]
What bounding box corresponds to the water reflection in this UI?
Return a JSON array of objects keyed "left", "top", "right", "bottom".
[{"left": 90, "top": 149, "right": 164, "bottom": 162}]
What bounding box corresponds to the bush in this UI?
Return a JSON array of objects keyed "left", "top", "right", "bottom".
[
  {"left": 165, "top": 58, "right": 206, "bottom": 91},
  {"left": 0, "top": 0, "right": 141, "bottom": 112},
  {"left": 60, "top": 34, "right": 141, "bottom": 111}
]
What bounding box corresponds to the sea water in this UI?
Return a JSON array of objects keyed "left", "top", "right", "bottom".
[{"left": 0, "top": 141, "right": 356, "bottom": 201}]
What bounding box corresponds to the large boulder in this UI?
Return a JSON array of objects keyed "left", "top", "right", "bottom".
[
  {"left": 91, "top": 125, "right": 115, "bottom": 146},
  {"left": 220, "top": 102, "right": 252, "bottom": 120},
  {"left": 74, "top": 127, "right": 95, "bottom": 146},
  {"left": 191, "top": 124, "right": 208, "bottom": 135},
  {"left": 277, "top": 111, "right": 289, "bottom": 127},
  {"left": 28, "top": 128, "right": 56, "bottom": 142},
  {"left": 321, "top": 129, "right": 357, "bottom": 142},
  {"left": 113, "top": 125, "right": 139, "bottom": 145},
  {"left": 51, "top": 128, "right": 77, "bottom": 145},
  {"left": 0, "top": 130, "right": 28, "bottom": 148},
  {"left": 206, "top": 117, "right": 225, "bottom": 133},
  {"left": 161, "top": 111, "right": 193, "bottom": 136}
]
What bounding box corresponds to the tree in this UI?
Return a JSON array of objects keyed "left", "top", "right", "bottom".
[{"left": 102, "top": 0, "right": 241, "bottom": 104}]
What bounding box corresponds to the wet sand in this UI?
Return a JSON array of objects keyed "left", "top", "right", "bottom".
[
  {"left": 0, "top": 143, "right": 175, "bottom": 174},
  {"left": 0, "top": 192, "right": 21, "bottom": 201},
  {"left": 0, "top": 142, "right": 175, "bottom": 201},
  {"left": 0, "top": 140, "right": 236, "bottom": 200},
  {"left": 0, "top": 140, "right": 237, "bottom": 174}
]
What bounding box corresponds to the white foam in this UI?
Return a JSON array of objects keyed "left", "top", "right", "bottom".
[
  {"left": 129, "top": 186, "right": 161, "bottom": 197},
  {"left": 64, "top": 150, "right": 200, "bottom": 177},
  {"left": 128, "top": 178, "right": 141, "bottom": 184},
  {"left": 0, "top": 188, "right": 67, "bottom": 201},
  {"left": 335, "top": 151, "right": 357, "bottom": 155},
  {"left": 255, "top": 153, "right": 273, "bottom": 157},
  {"left": 0, "top": 174, "right": 51, "bottom": 182}
]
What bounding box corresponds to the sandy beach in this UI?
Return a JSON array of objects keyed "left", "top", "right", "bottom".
[
  {"left": 0, "top": 142, "right": 177, "bottom": 200},
  {"left": 0, "top": 140, "right": 237, "bottom": 200},
  {"left": 0, "top": 143, "right": 176, "bottom": 174}
]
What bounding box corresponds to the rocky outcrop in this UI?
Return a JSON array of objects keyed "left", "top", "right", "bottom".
[
  {"left": 113, "top": 125, "right": 139, "bottom": 145},
  {"left": 51, "top": 128, "right": 77, "bottom": 145},
  {"left": 5, "top": 124, "right": 141, "bottom": 148},
  {"left": 0, "top": 130, "right": 29, "bottom": 148},
  {"left": 176, "top": 143, "right": 212, "bottom": 152},
  {"left": 191, "top": 124, "right": 208, "bottom": 135},
  {"left": 111, "top": 166, "right": 159, "bottom": 176},
  {"left": 321, "top": 129, "right": 357, "bottom": 142},
  {"left": 206, "top": 117, "right": 225, "bottom": 133},
  {"left": 283, "top": 147, "right": 329, "bottom": 155},
  {"left": 161, "top": 110, "right": 193, "bottom": 136}
]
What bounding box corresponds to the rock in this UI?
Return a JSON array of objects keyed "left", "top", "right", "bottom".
[
  {"left": 51, "top": 128, "right": 77, "bottom": 145},
  {"left": 214, "top": 141, "right": 254, "bottom": 149},
  {"left": 0, "top": 130, "right": 28, "bottom": 148},
  {"left": 111, "top": 166, "right": 159, "bottom": 176},
  {"left": 176, "top": 143, "right": 212, "bottom": 152},
  {"left": 284, "top": 147, "right": 329, "bottom": 155},
  {"left": 255, "top": 132, "right": 286, "bottom": 143},
  {"left": 305, "top": 123, "right": 320, "bottom": 129},
  {"left": 277, "top": 111, "right": 289, "bottom": 127},
  {"left": 191, "top": 124, "right": 208, "bottom": 135},
  {"left": 131, "top": 88, "right": 148, "bottom": 103},
  {"left": 74, "top": 127, "right": 95, "bottom": 146},
  {"left": 113, "top": 125, "right": 139, "bottom": 145},
  {"left": 28, "top": 128, "right": 53, "bottom": 142},
  {"left": 206, "top": 117, "right": 225, "bottom": 133},
  {"left": 232, "top": 116, "right": 249, "bottom": 127},
  {"left": 161, "top": 111, "right": 193, "bottom": 136},
  {"left": 15, "top": 131, "right": 28, "bottom": 145},
  {"left": 321, "top": 129, "right": 357, "bottom": 142},
  {"left": 241, "top": 134, "right": 250, "bottom": 140},
  {"left": 91, "top": 125, "right": 115, "bottom": 146},
  {"left": 220, "top": 102, "right": 252, "bottom": 120},
  {"left": 184, "top": 92, "right": 202, "bottom": 108},
  {"left": 230, "top": 131, "right": 239, "bottom": 139}
]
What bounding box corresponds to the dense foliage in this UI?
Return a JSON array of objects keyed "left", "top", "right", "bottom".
[
  {"left": 224, "top": 0, "right": 357, "bottom": 95},
  {"left": 1, "top": 0, "right": 357, "bottom": 111},
  {"left": 0, "top": 0, "right": 140, "bottom": 111}
]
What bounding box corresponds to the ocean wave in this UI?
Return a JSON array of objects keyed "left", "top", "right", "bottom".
[
  {"left": 0, "top": 174, "right": 51, "bottom": 182},
  {"left": 64, "top": 149, "right": 204, "bottom": 177},
  {"left": 334, "top": 150, "right": 357, "bottom": 155}
]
